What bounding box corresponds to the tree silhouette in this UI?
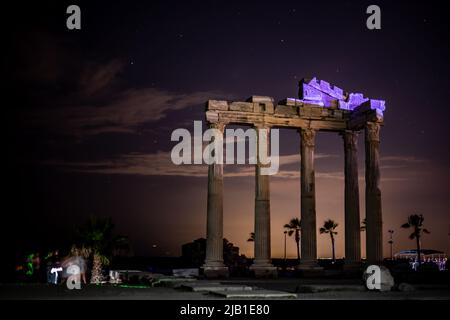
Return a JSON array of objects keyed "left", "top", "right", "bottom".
[
  {"left": 284, "top": 218, "right": 301, "bottom": 261},
  {"left": 76, "top": 217, "right": 129, "bottom": 284},
  {"left": 320, "top": 219, "right": 339, "bottom": 262},
  {"left": 401, "top": 214, "right": 430, "bottom": 266},
  {"left": 247, "top": 232, "right": 255, "bottom": 242}
]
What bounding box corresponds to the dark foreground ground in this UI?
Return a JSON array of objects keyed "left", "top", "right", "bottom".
[{"left": 1, "top": 279, "right": 450, "bottom": 300}]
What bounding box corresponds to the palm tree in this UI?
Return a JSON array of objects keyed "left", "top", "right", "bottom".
[
  {"left": 284, "top": 218, "right": 301, "bottom": 261},
  {"left": 247, "top": 232, "right": 255, "bottom": 242},
  {"left": 360, "top": 218, "right": 367, "bottom": 232},
  {"left": 401, "top": 214, "right": 430, "bottom": 266},
  {"left": 320, "top": 219, "right": 339, "bottom": 262},
  {"left": 76, "top": 217, "right": 129, "bottom": 284}
]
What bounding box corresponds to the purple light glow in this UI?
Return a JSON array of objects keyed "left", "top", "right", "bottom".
[
  {"left": 339, "top": 93, "right": 369, "bottom": 110},
  {"left": 305, "top": 77, "right": 346, "bottom": 100},
  {"left": 370, "top": 99, "right": 386, "bottom": 115},
  {"left": 300, "top": 77, "right": 386, "bottom": 115}
]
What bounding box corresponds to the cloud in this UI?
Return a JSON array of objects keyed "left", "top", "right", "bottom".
[
  {"left": 381, "top": 156, "right": 426, "bottom": 163},
  {"left": 278, "top": 153, "right": 337, "bottom": 166},
  {"left": 21, "top": 56, "right": 230, "bottom": 137},
  {"left": 44, "top": 151, "right": 341, "bottom": 179},
  {"left": 28, "top": 87, "right": 226, "bottom": 136},
  {"left": 79, "top": 60, "right": 125, "bottom": 96},
  {"left": 46, "top": 152, "right": 208, "bottom": 177},
  {"left": 379, "top": 155, "right": 428, "bottom": 174}
]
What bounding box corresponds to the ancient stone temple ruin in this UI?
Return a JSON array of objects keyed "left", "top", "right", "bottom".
[{"left": 203, "top": 78, "right": 386, "bottom": 277}]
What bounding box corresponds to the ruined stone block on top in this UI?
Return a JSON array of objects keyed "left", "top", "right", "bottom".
[
  {"left": 278, "top": 98, "right": 303, "bottom": 107},
  {"left": 353, "top": 99, "right": 385, "bottom": 117},
  {"left": 299, "top": 105, "right": 325, "bottom": 119},
  {"left": 246, "top": 95, "right": 274, "bottom": 103},
  {"left": 229, "top": 101, "right": 254, "bottom": 112},
  {"left": 253, "top": 102, "right": 274, "bottom": 114},
  {"left": 245, "top": 96, "right": 275, "bottom": 114},
  {"left": 274, "top": 104, "right": 298, "bottom": 116},
  {"left": 207, "top": 100, "right": 229, "bottom": 111}
]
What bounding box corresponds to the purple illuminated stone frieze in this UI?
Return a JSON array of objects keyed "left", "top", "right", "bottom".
[{"left": 293, "top": 77, "right": 386, "bottom": 115}]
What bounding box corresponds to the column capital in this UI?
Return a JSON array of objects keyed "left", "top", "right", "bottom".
[
  {"left": 208, "top": 122, "right": 226, "bottom": 132},
  {"left": 300, "top": 128, "right": 316, "bottom": 147},
  {"left": 365, "top": 122, "right": 380, "bottom": 142},
  {"left": 341, "top": 130, "right": 359, "bottom": 150}
]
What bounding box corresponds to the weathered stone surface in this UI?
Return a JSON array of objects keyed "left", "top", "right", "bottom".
[
  {"left": 203, "top": 123, "right": 228, "bottom": 278},
  {"left": 229, "top": 101, "right": 253, "bottom": 112},
  {"left": 342, "top": 131, "right": 361, "bottom": 266},
  {"left": 251, "top": 126, "right": 277, "bottom": 278},
  {"left": 299, "top": 77, "right": 385, "bottom": 115},
  {"left": 300, "top": 78, "right": 344, "bottom": 108},
  {"left": 350, "top": 99, "right": 385, "bottom": 115},
  {"left": 299, "top": 128, "right": 321, "bottom": 270},
  {"left": 333, "top": 109, "right": 343, "bottom": 119},
  {"left": 246, "top": 95, "right": 274, "bottom": 103},
  {"left": 278, "top": 98, "right": 303, "bottom": 107},
  {"left": 299, "top": 106, "right": 324, "bottom": 118},
  {"left": 205, "top": 109, "right": 348, "bottom": 130},
  {"left": 274, "top": 104, "right": 298, "bottom": 116},
  {"left": 205, "top": 110, "right": 219, "bottom": 123},
  {"left": 348, "top": 108, "right": 382, "bottom": 130},
  {"left": 207, "top": 100, "right": 229, "bottom": 111},
  {"left": 253, "top": 102, "right": 274, "bottom": 114},
  {"left": 365, "top": 122, "right": 383, "bottom": 264}
]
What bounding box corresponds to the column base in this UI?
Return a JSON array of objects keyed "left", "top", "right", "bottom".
[
  {"left": 250, "top": 263, "right": 278, "bottom": 278},
  {"left": 202, "top": 264, "right": 229, "bottom": 279}
]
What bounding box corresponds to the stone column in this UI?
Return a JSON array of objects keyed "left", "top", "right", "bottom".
[
  {"left": 298, "top": 128, "right": 321, "bottom": 270},
  {"left": 250, "top": 125, "right": 277, "bottom": 278},
  {"left": 365, "top": 122, "right": 383, "bottom": 264},
  {"left": 342, "top": 130, "right": 361, "bottom": 268},
  {"left": 203, "top": 122, "right": 228, "bottom": 278}
]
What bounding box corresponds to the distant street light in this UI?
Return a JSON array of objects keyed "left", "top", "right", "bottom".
[{"left": 388, "top": 230, "right": 394, "bottom": 260}]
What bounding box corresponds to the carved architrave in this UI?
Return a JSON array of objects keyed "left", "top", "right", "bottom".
[{"left": 300, "top": 128, "right": 316, "bottom": 147}]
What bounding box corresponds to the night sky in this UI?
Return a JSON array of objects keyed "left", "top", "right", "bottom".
[{"left": 4, "top": 0, "right": 450, "bottom": 259}]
